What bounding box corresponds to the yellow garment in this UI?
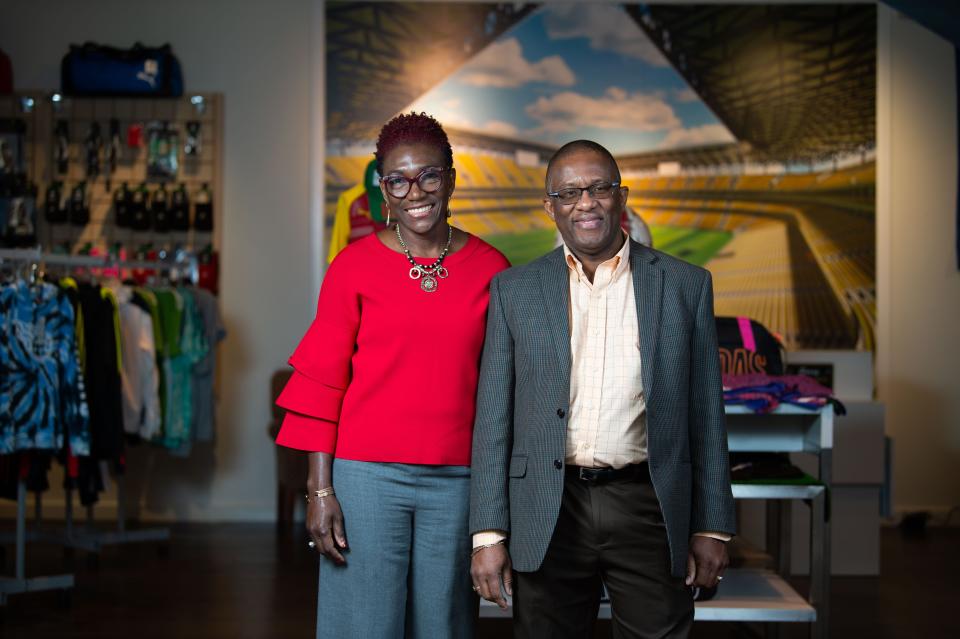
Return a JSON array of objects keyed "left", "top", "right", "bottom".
[
  {"left": 59, "top": 277, "right": 86, "bottom": 370},
  {"left": 327, "top": 183, "right": 367, "bottom": 264}
]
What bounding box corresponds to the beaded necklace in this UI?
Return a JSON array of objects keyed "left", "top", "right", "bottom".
[{"left": 395, "top": 223, "right": 452, "bottom": 293}]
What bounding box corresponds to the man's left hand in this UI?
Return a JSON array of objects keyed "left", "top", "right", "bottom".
[{"left": 686, "top": 536, "right": 729, "bottom": 588}]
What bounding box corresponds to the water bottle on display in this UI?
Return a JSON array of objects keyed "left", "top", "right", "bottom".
[
  {"left": 193, "top": 183, "right": 213, "bottom": 232},
  {"left": 114, "top": 182, "right": 131, "bottom": 228},
  {"left": 131, "top": 183, "right": 151, "bottom": 231},
  {"left": 170, "top": 183, "right": 190, "bottom": 231},
  {"left": 151, "top": 183, "right": 170, "bottom": 233}
]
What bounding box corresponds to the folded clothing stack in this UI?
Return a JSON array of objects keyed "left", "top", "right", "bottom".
[{"left": 722, "top": 373, "right": 846, "bottom": 415}]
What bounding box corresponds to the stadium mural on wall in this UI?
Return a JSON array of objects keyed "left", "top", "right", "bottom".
[{"left": 326, "top": 2, "right": 876, "bottom": 351}]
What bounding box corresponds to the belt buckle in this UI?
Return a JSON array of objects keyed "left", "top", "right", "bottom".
[{"left": 578, "top": 467, "right": 593, "bottom": 482}]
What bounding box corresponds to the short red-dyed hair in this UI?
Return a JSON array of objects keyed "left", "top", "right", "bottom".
[{"left": 374, "top": 112, "right": 453, "bottom": 175}]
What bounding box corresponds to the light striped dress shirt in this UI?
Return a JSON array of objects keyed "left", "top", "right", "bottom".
[{"left": 563, "top": 236, "right": 646, "bottom": 469}]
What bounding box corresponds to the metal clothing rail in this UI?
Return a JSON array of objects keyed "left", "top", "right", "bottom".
[{"left": 0, "top": 247, "right": 199, "bottom": 282}]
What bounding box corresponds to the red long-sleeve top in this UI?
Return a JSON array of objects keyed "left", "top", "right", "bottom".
[{"left": 275, "top": 233, "right": 509, "bottom": 466}]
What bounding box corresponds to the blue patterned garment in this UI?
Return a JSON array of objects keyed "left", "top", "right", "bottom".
[{"left": 0, "top": 281, "right": 91, "bottom": 455}]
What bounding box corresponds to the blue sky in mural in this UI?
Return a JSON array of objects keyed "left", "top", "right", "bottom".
[{"left": 407, "top": 4, "right": 734, "bottom": 154}]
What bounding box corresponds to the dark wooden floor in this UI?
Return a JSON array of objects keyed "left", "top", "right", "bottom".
[{"left": 1, "top": 523, "right": 957, "bottom": 638}]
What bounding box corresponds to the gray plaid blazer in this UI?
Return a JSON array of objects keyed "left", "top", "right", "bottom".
[{"left": 469, "top": 240, "right": 736, "bottom": 577}]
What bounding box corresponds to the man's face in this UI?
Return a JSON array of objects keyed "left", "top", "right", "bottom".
[{"left": 544, "top": 149, "right": 627, "bottom": 259}]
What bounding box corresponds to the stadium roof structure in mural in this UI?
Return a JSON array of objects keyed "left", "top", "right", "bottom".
[
  {"left": 616, "top": 142, "right": 754, "bottom": 173},
  {"left": 626, "top": 3, "right": 876, "bottom": 163},
  {"left": 446, "top": 127, "right": 557, "bottom": 162},
  {"left": 326, "top": 1, "right": 537, "bottom": 142}
]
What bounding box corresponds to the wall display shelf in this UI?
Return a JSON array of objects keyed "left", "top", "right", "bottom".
[
  {"left": 0, "top": 92, "right": 223, "bottom": 260},
  {"left": 479, "top": 405, "right": 833, "bottom": 639}
]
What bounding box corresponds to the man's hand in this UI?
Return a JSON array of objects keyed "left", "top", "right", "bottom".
[
  {"left": 471, "top": 543, "right": 513, "bottom": 609},
  {"left": 685, "top": 535, "right": 728, "bottom": 587}
]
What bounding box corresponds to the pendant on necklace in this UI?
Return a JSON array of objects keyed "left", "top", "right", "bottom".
[{"left": 420, "top": 273, "right": 438, "bottom": 293}]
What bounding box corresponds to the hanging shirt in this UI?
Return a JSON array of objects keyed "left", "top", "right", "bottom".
[
  {"left": 75, "top": 283, "right": 125, "bottom": 462},
  {"left": 154, "top": 287, "right": 208, "bottom": 451},
  {"left": 113, "top": 285, "right": 161, "bottom": 439},
  {"left": 154, "top": 288, "right": 184, "bottom": 448},
  {"left": 133, "top": 287, "right": 165, "bottom": 428},
  {"left": 0, "top": 280, "right": 90, "bottom": 455},
  {"left": 190, "top": 287, "right": 226, "bottom": 443},
  {"left": 327, "top": 183, "right": 389, "bottom": 263}
]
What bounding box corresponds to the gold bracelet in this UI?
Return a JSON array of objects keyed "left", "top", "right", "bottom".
[
  {"left": 305, "top": 487, "right": 335, "bottom": 502},
  {"left": 471, "top": 540, "right": 505, "bottom": 557}
]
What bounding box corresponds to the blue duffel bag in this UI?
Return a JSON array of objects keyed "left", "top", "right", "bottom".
[{"left": 61, "top": 42, "right": 183, "bottom": 97}]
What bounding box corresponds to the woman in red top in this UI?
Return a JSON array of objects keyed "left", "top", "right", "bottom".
[{"left": 275, "top": 113, "right": 509, "bottom": 638}]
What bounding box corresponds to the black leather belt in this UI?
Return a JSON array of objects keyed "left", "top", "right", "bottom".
[{"left": 566, "top": 462, "right": 649, "bottom": 483}]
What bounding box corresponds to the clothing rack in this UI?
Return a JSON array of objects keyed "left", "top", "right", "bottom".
[{"left": 1, "top": 248, "right": 190, "bottom": 591}]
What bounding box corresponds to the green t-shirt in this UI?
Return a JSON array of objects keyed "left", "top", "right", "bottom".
[{"left": 153, "top": 288, "right": 209, "bottom": 451}]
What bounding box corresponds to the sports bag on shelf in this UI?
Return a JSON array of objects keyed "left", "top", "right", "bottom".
[
  {"left": 715, "top": 316, "right": 784, "bottom": 376},
  {"left": 61, "top": 43, "right": 183, "bottom": 97}
]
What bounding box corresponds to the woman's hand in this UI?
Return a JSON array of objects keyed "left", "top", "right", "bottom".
[
  {"left": 307, "top": 494, "right": 348, "bottom": 565},
  {"left": 306, "top": 452, "right": 347, "bottom": 564}
]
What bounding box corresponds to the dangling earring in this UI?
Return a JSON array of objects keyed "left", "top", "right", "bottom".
[
  {"left": 446, "top": 208, "right": 452, "bottom": 219},
  {"left": 386, "top": 205, "right": 391, "bottom": 227}
]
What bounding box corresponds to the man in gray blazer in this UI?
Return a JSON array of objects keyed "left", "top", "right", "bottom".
[{"left": 469, "top": 140, "right": 736, "bottom": 638}]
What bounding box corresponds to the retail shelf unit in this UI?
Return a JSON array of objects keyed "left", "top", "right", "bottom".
[{"left": 479, "top": 404, "right": 833, "bottom": 639}]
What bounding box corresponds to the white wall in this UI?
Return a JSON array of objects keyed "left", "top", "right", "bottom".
[
  {"left": 0, "top": 0, "right": 317, "bottom": 520},
  {"left": 877, "top": 5, "right": 960, "bottom": 516}
]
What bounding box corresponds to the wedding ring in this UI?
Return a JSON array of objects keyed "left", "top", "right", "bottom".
[
  {"left": 472, "top": 585, "right": 480, "bottom": 593},
  {"left": 717, "top": 575, "right": 723, "bottom": 581},
  {"left": 308, "top": 540, "right": 316, "bottom": 549}
]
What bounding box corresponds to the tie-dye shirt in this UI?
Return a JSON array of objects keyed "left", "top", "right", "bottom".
[{"left": 0, "top": 280, "right": 90, "bottom": 454}]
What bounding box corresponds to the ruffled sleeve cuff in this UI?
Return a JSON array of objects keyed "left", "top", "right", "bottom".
[
  {"left": 273, "top": 369, "right": 345, "bottom": 453},
  {"left": 275, "top": 370, "right": 346, "bottom": 423},
  {"left": 275, "top": 412, "right": 337, "bottom": 453}
]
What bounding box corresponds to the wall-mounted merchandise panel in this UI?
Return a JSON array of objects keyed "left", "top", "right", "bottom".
[{"left": 0, "top": 92, "right": 223, "bottom": 291}]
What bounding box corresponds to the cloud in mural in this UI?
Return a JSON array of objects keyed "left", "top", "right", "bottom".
[
  {"left": 459, "top": 38, "right": 576, "bottom": 88},
  {"left": 542, "top": 4, "right": 669, "bottom": 67},
  {"left": 526, "top": 87, "right": 680, "bottom": 134},
  {"left": 483, "top": 120, "right": 519, "bottom": 137},
  {"left": 672, "top": 87, "right": 700, "bottom": 103},
  {"left": 659, "top": 124, "right": 736, "bottom": 148},
  {"left": 406, "top": 96, "right": 522, "bottom": 138},
  {"left": 405, "top": 95, "right": 469, "bottom": 128}
]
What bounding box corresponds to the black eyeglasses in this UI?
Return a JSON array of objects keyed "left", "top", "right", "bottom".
[
  {"left": 380, "top": 167, "right": 448, "bottom": 198},
  {"left": 547, "top": 181, "right": 620, "bottom": 205}
]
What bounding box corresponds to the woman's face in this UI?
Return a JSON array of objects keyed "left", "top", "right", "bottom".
[{"left": 379, "top": 142, "right": 456, "bottom": 236}]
